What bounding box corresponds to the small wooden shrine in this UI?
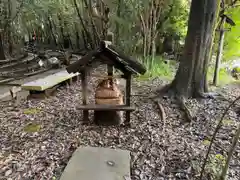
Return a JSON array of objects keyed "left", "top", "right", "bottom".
[{"left": 66, "top": 41, "right": 146, "bottom": 126}]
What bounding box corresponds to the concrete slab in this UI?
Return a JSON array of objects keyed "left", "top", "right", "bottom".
[
  {"left": 0, "top": 86, "right": 30, "bottom": 102},
  {"left": 0, "top": 69, "right": 67, "bottom": 101},
  {"left": 59, "top": 146, "right": 131, "bottom": 180},
  {"left": 0, "top": 86, "right": 22, "bottom": 101},
  {"left": 21, "top": 70, "right": 79, "bottom": 91}
]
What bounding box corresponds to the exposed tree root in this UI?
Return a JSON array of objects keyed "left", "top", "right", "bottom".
[
  {"left": 196, "top": 91, "right": 221, "bottom": 99},
  {"left": 154, "top": 100, "right": 166, "bottom": 131},
  {"left": 157, "top": 84, "right": 196, "bottom": 122},
  {"left": 155, "top": 100, "right": 166, "bottom": 121},
  {"left": 156, "top": 84, "right": 173, "bottom": 96},
  {"left": 176, "top": 96, "right": 195, "bottom": 122}
]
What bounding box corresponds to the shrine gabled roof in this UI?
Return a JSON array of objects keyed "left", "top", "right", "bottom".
[{"left": 66, "top": 41, "right": 146, "bottom": 75}]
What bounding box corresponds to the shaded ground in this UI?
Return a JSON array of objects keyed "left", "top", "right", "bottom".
[{"left": 0, "top": 70, "right": 239, "bottom": 180}]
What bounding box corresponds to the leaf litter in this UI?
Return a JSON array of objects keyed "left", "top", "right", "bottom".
[{"left": 0, "top": 68, "right": 239, "bottom": 180}]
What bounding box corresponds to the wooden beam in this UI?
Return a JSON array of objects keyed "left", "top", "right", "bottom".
[
  {"left": 107, "top": 64, "right": 113, "bottom": 85},
  {"left": 98, "top": 53, "right": 130, "bottom": 75},
  {"left": 66, "top": 50, "right": 100, "bottom": 74},
  {"left": 125, "top": 74, "right": 131, "bottom": 125},
  {"left": 77, "top": 104, "right": 135, "bottom": 111},
  {"left": 81, "top": 70, "right": 89, "bottom": 122},
  {"left": 91, "top": 74, "right": 126, "bottom": 79},
  {"left": 104, "top": 44, "right": 147, "bottom": 75}
]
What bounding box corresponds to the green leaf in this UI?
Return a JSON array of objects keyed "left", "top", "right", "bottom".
[
  {"left": 203, "top": 139, "right": 211, "bottom": 146},
  {"left": 222, "top": 119, "right": 233, "bottom": 126},
  {"left": 23, "top": 123, "right": 41, "bottom": 133},
  {"left": 23, "top": 108, "right": 41, "bottom": 115}
]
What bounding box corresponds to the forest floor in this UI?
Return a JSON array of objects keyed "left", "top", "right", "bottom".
[{"left": 0, "top": 67, "right": 240, "bottom": 180}]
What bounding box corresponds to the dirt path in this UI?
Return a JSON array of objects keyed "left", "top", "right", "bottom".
[{"left": 0, "top": 76, "right": 239, "bottom": 180}]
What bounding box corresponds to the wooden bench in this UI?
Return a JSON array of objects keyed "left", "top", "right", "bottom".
[{"left": 21, "top": 70, "right": 79, "bottom": 98}]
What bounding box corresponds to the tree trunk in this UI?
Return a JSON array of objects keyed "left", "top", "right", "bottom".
[
  {"left": 0, "top": 32, "right": 5, "bottom": 60},
  {"left": 73, "top": 0, "right": 94, "bottom": 49},
  {"left": 47, "top": 16, "right": 57, "bottom": 46},
  {"left": 58, "top": 14, "right": 64, "bottom": 45},
  {"left": 7, "top": 0, "right": 13, "bottom": 55},
  {"left": 213, "top": 16, "right": 225, "bottom": 86},
  {"left": 115, "top": 0, "right": 121, "bottom": 44},
  {"left": 169, "top": 0, "right": 220, "bottom": 98},
  {"left": 75, "top": 23, "right": 80, "bottom": 49}
]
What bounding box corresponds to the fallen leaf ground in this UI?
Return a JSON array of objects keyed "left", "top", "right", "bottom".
[{"left": 0, "top": 71, "right": 239, "bottom": 180}]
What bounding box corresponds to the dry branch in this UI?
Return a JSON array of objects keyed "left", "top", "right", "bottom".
[
  {"left": 200, "top": 95, "right": 240, "bottom": 180},
  {"left": 220, "top": 124, "right": 240, "bottom": 180}
]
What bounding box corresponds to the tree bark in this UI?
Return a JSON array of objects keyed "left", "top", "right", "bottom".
[
  {"left": 7, "top": 0, "right": 13, "bottom": 55},
  {"left": 73, "top": 0, "right": 94, "bottom": 49},
  {"left": 169, "top": 0, "right": 221, "bottom": 98},
  {"left": 0, "top": 32, "right": 6, "bottom": 60},
  {"left": 213, "top": 15, "right": 226, "bottom": 86},
  {"left": 75, "top": 23, "right": 80, "bottom": 49},
  {"left": 47, "top": 16, "right": 57, "bottom": 46},
  {"left": 115, "top": 0, "right": 121, "bottom": 44}
]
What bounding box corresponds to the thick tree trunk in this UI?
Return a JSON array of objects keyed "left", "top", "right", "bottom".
[{"left": 170, "top": 0, "right": 220, "bottom": 98}]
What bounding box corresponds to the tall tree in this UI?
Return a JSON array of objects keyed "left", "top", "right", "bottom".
[
  {"left": 167, "top": 0, "right": 221, "bottom": 97},
  {"left": 161, "top": 0, "right": 221, "bottom": 121}
]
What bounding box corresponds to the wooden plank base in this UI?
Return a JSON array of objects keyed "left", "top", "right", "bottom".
[
  {"left": 77, "top": 105, "right": 134, "bottom": 125},
  {"left": 77, "top": 104, "right": 135, "bottom": 111}
]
